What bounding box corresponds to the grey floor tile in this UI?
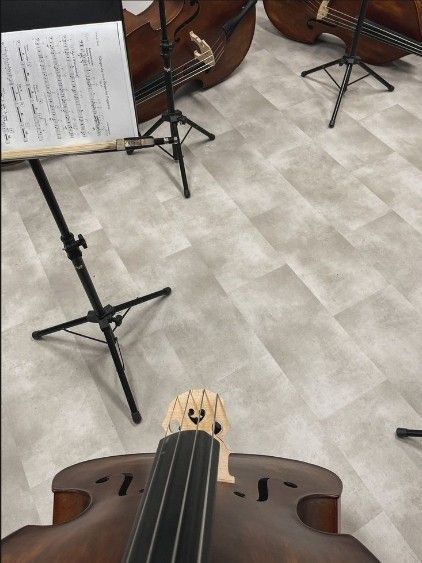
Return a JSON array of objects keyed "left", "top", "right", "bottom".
[
  {"left": 361, "top": 104, "right": 422, "bottom": 170},
  {"left": 285, "top": 230, "right": 387, "bottom": 315},
  {"left": 346, "top": 212, "right": 422, "bottom": 314},
  {"left": 336, "top": 285, "right": 422, "bottom": 415},
  {"left": 323, "top": 381, "right": 422, "bottom": 559},
  {"left": 354, "top": 152, "right": 422, "bottom": 234},
  {"left": 354, "top": 512, "right": 420, "bottom": 563},
  {"left": 230, "top": 265, "right": 385, "bottom": 419}
]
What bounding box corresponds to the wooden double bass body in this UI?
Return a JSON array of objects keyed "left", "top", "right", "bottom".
[
  {"left": 1, "top": 453, "right": 378, "bottom": 562},
  {"left": 124, "top": 1, "right": 257, "bottom": 122},
  {"left": 263, "top": 0, "right": 422, "bottom": 65}
]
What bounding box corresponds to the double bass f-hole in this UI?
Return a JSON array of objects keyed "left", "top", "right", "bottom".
[{"left": 95, "top": 473, "right": 141, "bottom": 496}]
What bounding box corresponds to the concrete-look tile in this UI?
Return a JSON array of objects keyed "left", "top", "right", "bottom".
[
  {"left": 346, "top": 211, "right": 422, "bottom": 314},
  {"left": 192, "top": 217, "right": 285, "bottom": 292},
  {"left": 285, "top": 230, "right": 387, "bottom": 315},
  {"left": 1, "top": 414, "right": 40, "bottom": 538},
  {"left": 323, "top": 381, "right": 422, "bottom": 559},
  {"left": 238, "top": 108, "right": 310, "bottom": 161},
  {"left": 164, "top": 297, "right": 268, "bottom": 383},
  {"left": 256, "top": 67, "right": 318, "bottom": 112},
  {"left": 336, "top": 285, "right": 422, "bottom": 415},
  {"left": 274, "top": 145, "right": 388, "bottom": 234},
  {"left": 1, "top": 159, "right": 102, "bottom": 237},
  {"left": 354, "top": 152, "right": 422, "bottom": 234},
  {"left": 202, "top": 82, "right": 279, "bottom": 128},
  {"left": 230, "top": 265, "right": 385, "bottom": 419},
  {"left": 64, "top": 147, "right": 132, "bottom": 187},
  {"left": 251, "top": 184, "right": 333, "bottom": 250},
  {"left": 216, "top": 167, "right": 299, "bottom": 219},
  {"left": 315, "top": 113, "right": 393, "bottom": 171},
  {"left": 164, "top": 185, "right": 245, "bottom": 243},
  {"left": 354, "top": 512, "right": 420, "bottom": 563},
  {"left": 1, "top": 211, "right": 57, "bottom": 332},
  {"left": 361, "top": 104, "right": 422, "bottom": 170}
]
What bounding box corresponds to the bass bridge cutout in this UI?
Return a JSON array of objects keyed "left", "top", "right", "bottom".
[{"left": 188, "top": 407, "right": 205, "bottom": 425}]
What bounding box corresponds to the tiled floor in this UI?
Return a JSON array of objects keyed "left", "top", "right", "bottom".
[{"left": 1, "top": 4, "right": 422, "bottom": 561}]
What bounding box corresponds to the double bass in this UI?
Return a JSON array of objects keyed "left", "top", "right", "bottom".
[
  {"left": 2, "top": 389, "right": 379, "bottom": 562},
  {"left": 263, "top": 0, "right": 422, "bottom": 65},
  {"left": 124, "top": 1, "right": 257, "bottom": 122}
]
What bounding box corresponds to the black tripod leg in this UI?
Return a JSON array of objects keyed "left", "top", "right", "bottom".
[
  {"left": 359, "top": 61, "right": 395, "bottom": 91},
  {"left": 329, "top": 63, "right": 353, "bottom": 128},
  {"left": 170, "top": 121, "right": 190, "bottom": 199},
  {"left": 182, "top": 116, "right": 215, "bottom": 141},
  {"left": 114, "top": 287, "right": 171, "bottom": 313},
  {"left": 301, "top": 58, "right": 343, "bottom": 78},
  {"left": 396, "top": 428, "right": 422, "bottom": 438},
  {"left": 102, "top": 325, "right": 142, "bottom": 424},
  {"left": 32, "top": 314, "right": 89, "bottom": 340}
]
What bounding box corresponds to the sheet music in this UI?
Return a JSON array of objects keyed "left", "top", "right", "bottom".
[{"left": 1, "top": 21, "right": 138, "bottom": 152}]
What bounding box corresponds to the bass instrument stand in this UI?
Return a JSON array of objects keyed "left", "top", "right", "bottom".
[
  {"left": 301, "top": 0, "right": 394, "bottom": 128},
  {"left": 130, "top": 0, "right": 215, "bottom": 199},
  {"left": 29, "top": 158, "right": 171, "bottom": 424}
]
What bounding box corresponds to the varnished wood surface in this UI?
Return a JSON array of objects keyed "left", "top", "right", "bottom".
[
  {"left": 263, "top": 0, "right": 422, "bottom": 65},
  {"left": 1, "top": 453, "right": 378, "bottom": 562},
  {"left": 124, "top": 0, "right": 256, "bottom": 122}
]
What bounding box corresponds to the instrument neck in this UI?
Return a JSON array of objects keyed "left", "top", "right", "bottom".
[{"left": 123, "top": 430, "right": 220, "bottom": 563}]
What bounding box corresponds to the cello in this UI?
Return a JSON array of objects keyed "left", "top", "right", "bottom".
[
  {"left": 263, "top": 0, "right": 422, "bottom": 65},
  {"left": 2, "top": 389, "right": 379, "bottom": 562},
  {"left": 124, "top": 1, "right": 257, "bottom": 122}
]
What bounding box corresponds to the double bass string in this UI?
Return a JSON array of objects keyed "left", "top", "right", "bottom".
[
  {"left": 134, "top": 35, "right": 226, "bottom": 105},
  {"left": 197, "top": 392, "right": 222, "bottom": 562},
  {"left": 136, "top": 43, "right": 226, "bottom": 106},
  {"left": 144, "top": 390, "right": 194, "bottom": 563},
  {"left": 134, "top": 36, "right": 225, "bottom": 103},
  {"left": 169, "top": 390, "right": 207, "bottom": 562},
  {"left": 303, "top": 0, "right": 422, "bottom": 55}
]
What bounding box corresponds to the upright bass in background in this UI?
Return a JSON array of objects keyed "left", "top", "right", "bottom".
[
  {"left": 2, "top": 390, "right": 379, "bottom": 562},
  {"left": 124, "top": 0, "right": 257, "bottom": 122},
  {"left": 263, "top": 0, "right": 422, "bottom": 65}
]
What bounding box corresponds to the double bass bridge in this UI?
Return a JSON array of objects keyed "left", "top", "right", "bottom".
[{"left": 189, "top": 31, "right": 216, "bottom": 68}]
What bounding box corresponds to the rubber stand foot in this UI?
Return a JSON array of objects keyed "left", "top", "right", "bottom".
[
  {"left": 184, "top": 191, "right": 191, "bottom": 199},
  {"left": 132, "top": 411, "right": 142, "bottom": 424},
  {"left": 163, "top": 287, "right": 172, "bottom": 296},
  {"left": 388, "top": 86, "right": 395, "bottom": 92},
  {"left": 300, "top": 71, "right": 307, "bottom": 77},
  {"left": 396, "top": 428, "right": 408, "bottom": 438},
  {"left": 32, "top": 331, "right": 43, "bottom": 340},
  {"left": 209, "top": 134, "right": 216, "bottom": 141}
]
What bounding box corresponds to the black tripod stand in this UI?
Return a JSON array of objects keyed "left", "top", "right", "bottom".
[
  {"left": 29, "top": 159, "right": 171, "bottom": 424},
  {"left": 301, "top": 0, "right": 394, "bottom": 128},
  {"left": 134, "top": 0, "right": 215, "bottom": 199},
  {"left": 396, "top": 428, "right": 422, "bottom": 438}
]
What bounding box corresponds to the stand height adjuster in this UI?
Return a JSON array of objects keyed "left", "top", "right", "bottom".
[
  {"left": 61, "top": 232, "right": 87, "bottom": 260},
  {"left": 86, "top": 305, "right": 123, "bottom": 330}
]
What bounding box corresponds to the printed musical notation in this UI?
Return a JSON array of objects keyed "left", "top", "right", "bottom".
[{"left": 1, "top": 21, "right": 138, "bottom": 154}]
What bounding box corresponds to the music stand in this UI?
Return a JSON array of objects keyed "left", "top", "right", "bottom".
[
  {"left": 129, "top": 0, "right": 215, "bottom": 199},
  {"left": 300, "top": 0, "right": 394, "bottom": 128},
  {"left": 1, "top": 0, "right": 173, "bottom": 423}
]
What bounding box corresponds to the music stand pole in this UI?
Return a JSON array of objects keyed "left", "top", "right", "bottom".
[
  {"left": 301, "top": 0, "right": 394, "bottom": 128},
  {"left": 136, "top": 0, "right": 215, "bottom": 199},
  {"left": 29, "top": 159, "right": 171, "bottom": 424}
]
